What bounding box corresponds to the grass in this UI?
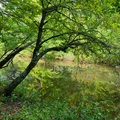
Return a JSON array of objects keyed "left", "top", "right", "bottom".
[{"left": 0, "top": 53, "right": 120, "bottom": 120}]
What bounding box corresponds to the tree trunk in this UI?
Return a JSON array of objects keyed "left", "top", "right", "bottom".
[
  {"left": 1, "top": 56, "right": 39, "bottom": 96},
  {"left": 0, "top": 46, "right": 70, "bottom": 96}
]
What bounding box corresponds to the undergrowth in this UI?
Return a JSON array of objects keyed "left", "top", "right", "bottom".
[{"left": 0, "top": 62, "right": 120, "bottom": 120}]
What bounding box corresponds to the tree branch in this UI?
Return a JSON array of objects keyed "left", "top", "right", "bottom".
[{"left": 0, "top": 41, "right": 35, "bottom": 69}]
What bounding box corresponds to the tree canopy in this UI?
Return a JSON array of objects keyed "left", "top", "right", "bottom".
[{"left": 0, "top": 0, "right": 120, "bottom": 96}]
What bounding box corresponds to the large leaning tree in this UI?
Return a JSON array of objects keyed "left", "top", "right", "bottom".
[{"left": 0, "top": 0, "right": 119, "bottom": 96}]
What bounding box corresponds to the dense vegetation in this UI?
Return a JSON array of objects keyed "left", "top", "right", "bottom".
[
  {"left": 0, "top": 60, "right": 120, "bottom": 119},
  {"left": 0, "top": 0, "right": 120, "bottom": 119}
]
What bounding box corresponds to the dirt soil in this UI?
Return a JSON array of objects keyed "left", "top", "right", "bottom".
[{"left": 0, "top": 100, "right": 22, "bottom": 119}]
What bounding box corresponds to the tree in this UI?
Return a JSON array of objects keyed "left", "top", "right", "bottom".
[{"left": 0, "top": 0, "right": 117, "bottom": 96}]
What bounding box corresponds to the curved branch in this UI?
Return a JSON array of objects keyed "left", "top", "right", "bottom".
[
  {"left": 0, "top": 41, "right": 35, "bottom": 69},
  {"left": 40, "top": 31, "right": 82, "bottom": 45}
]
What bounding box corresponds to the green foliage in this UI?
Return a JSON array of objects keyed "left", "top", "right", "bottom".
[
  {"left": 0, "top": 0, "right": 120, "bottom": 119},
  {"left": 0, "top": 63, "right": 120, "bottom": 119},
  {"left": 0, "top": 0, "right": 120, "bottom": 97},
  {"left": 1, "top": 0, "right": 119, "bottom": 64},
  {"left": 92, "top": 43, "right": 120, "bottom": 66},
  {"left": 1, "top": 99, "right": 112, "bottom": 120},
  {"left": 0, "top": 63, "right": 118, "bottom": 119}
]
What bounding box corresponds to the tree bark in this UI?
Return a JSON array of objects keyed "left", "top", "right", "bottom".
[
  {"left": 0, "top": 9, "right": 48, "bottom": 96},
  {"left": 0, "top": 45, "right": 69, "bottom": 96},
  {"left": 1, "top": 56, "right": 39, "bottom": 96},
  {"left": 0, "top": 41, "right": 34, "bottom": 69}
]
